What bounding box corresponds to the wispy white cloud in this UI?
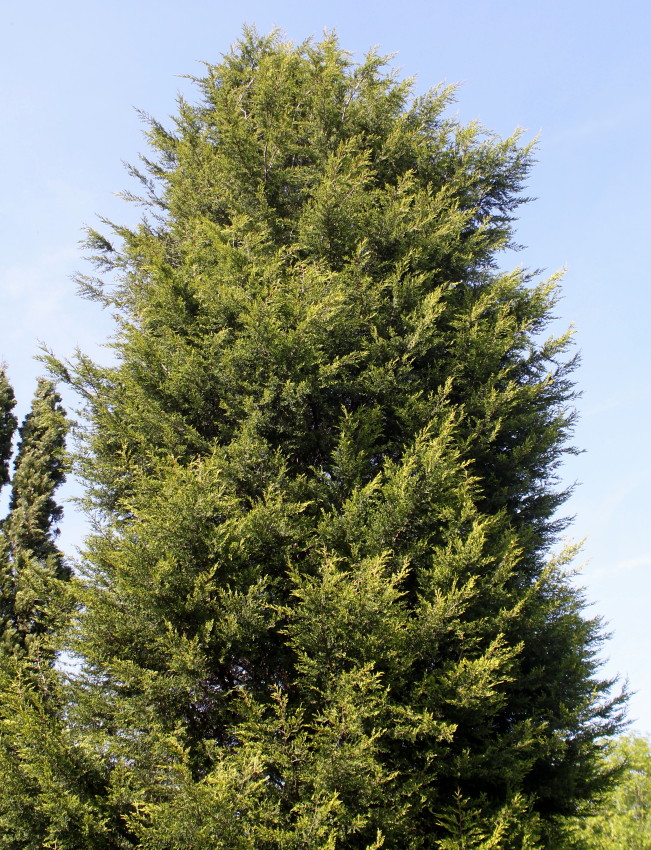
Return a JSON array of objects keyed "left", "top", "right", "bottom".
[
  {"left": 0, "top": 248, "right": 113, "bottom": 359},
  {"left": 582, "top": 387, "right": 651, "bottom": 419},
  {"left": 1, "top": 247, "right": 76, "bottom": 309},
  {"left": 614, "top": 556, "right": 651, "bottom": 573},
  {"left": 543, "top": 94, "right": 651, "bottom": 150},
  {"left": 570, "top": 469, "right": 650, "bottom": 538},
  {"left": 589, "top": 556, "right": 651, "bottom": 582}
]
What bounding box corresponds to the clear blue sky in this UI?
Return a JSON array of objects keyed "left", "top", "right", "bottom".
[{"left": 1, "top": 0, "right": 649, "bottom": 731}]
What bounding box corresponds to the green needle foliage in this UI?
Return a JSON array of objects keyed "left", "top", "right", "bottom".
[
  {"left": 0, "top": 377, "right": 79, "bottom": 848},
  {"left": 18, "top": 29, "right": 624, "bottom": 848},
  {"left": 0, "top": 368, "right": 18, "bottom": 492},
  {"left": 564, "top": 735, "right": 651, "bottom": 849},
  {"left": 5, "top": 379, "right": 68, "bottom": 564},
  {"left": 0, "top": 377, "right": 69, "bottom": 657}
]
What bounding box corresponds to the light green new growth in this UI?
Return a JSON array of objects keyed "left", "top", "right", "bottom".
[
  {"left": 566, "top": 735, "right": 651, "bottom": 849},
  {"left": 0, "top": 30, "right": 626, "bottom": 849}
]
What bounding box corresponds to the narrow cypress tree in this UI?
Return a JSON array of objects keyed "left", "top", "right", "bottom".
[
  {"left": 0, "top": 368, "right": 17, "bottom": 493},
  {"left": 0, "top": 366, "right": 19, "bottom": 654},
  {"left": 5, "top": 379, "right": 68, "bottom": 557},
  {"left": 0, "top": 378, "right": 69, "bottom": 655},
  {"left": 29, "top": 30, "right": 624, "bottom": 848},
  {"left": 0, "top": 378, "right": 97, "bottom": 850}
]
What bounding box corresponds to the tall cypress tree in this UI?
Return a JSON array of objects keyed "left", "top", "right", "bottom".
[
  {"left": 0, "top": 368, "right": 17, "bottom": 493},
  {"left": 0, "top": 378, "right": 69, "bottom": 656},
  {"left": 0, "top": 367, "right": 18, "bottom": 653},
  {"left": 5, "top": 379, "right": 68, "bottom": 560},
  {"left": 27, "top": 30, "right": 624, "bottom": 848},
  {"left": 0, "top": 377, "right": 95, "bottom": 850}
]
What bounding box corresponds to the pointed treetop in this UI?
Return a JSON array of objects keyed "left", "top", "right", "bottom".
[
  {"left": 0, "top": 367, "right": 17, "bottom": 491},
  {"left": 5, "top": 379, "right": 68, "bottom": 565}
]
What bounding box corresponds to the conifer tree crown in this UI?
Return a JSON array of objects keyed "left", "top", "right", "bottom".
[{"left": 4, "top": 30, "right": 625, "bottom": 849}]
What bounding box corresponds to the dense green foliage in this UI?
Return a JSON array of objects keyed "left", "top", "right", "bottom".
[
  {"left": 0, "top": 370, "right": 17, "bottom": 491},
  {"left": 0, "top": 374, "right": 74, "bottom": 847},
  {"left": 566, "top": 735, "right": 651, "bottom": 849},
  {"left": 1, "top": 30, "right": 626, "bottom": 848},
  {"left": 0, "top": 376, "right": 69, "bottom": 656}
]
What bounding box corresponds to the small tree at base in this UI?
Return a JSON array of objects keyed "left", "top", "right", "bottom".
[{"left": 18, "top": 29, "right": 626, "bottom": 848}]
